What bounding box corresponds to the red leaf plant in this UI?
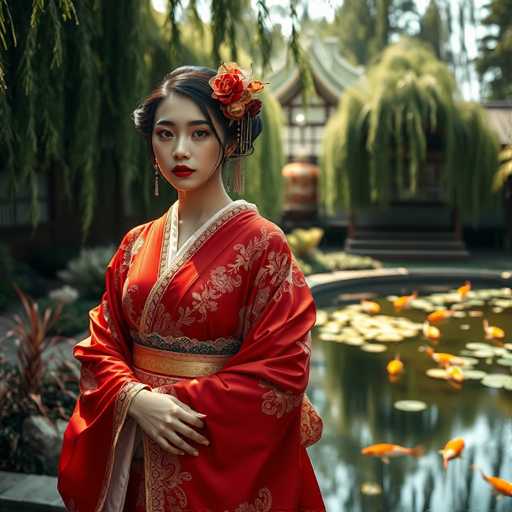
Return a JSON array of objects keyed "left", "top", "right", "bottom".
[{"left": 3, "top": 285, "right": 67, "bottom": 416}]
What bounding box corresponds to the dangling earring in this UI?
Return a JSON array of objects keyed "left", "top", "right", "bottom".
[{"left": 153, "top": 163, "right": 160, "bottom": 197}]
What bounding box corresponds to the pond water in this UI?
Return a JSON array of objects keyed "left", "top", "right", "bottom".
[{"left": 307, "top": 281, "right": 512, "bottom": 512}]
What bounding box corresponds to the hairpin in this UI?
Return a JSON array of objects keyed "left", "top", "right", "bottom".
[{"left": 208, "top": 62, "right": 265, "bottom": 121}]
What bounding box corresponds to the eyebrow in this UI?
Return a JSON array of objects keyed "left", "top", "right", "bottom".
[{"left": 155, "top": 119, "right": 212, "bottom": 127}]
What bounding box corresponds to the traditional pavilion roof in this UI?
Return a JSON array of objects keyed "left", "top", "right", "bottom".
[{"left": 267, "top": 35, "right": 363, "bottom": 105}]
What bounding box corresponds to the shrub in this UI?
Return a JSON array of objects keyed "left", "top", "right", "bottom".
[
  {"left": 57, "top": 245, "right": 115, "bottom": 300},
  {"left": 286, "top": 227, "right": 381, "bottom": 275}
]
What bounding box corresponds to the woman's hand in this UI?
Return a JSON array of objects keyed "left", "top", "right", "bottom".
[{"left": 128, "top": 389, "right": 209, "bottom": 456}]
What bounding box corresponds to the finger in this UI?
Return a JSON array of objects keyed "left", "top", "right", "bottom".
[
  {"left": 174, "top": 407, "right": 206, "bottom": 429},
  {"left": 171, "top": 397, "right": 207, "bottom": 418},
  {"left": 174, "top": 421, "right": 209, "bottom": 446},
  {"left": 155, "top": 435, "right": 185, "bottom": 456},
  {"left": 167, "top": 431, "right": 199, "bottom": 456}
]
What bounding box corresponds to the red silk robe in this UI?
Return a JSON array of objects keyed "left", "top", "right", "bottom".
[{"left": 58, "top": 199, "right": 325, "bottom": 512}]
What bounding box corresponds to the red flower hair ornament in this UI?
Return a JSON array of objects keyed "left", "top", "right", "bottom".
[{"left": 209, "top": 62, "right": 265, "bottom": 121}]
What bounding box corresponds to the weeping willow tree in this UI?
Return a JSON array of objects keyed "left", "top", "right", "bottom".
[
  {"left": 320, "top": 39, "right": 500, "bottom": 222},
  {"left": 0, "top": 0, "right": 171, "bottom": 239},
  {"left": 1, "top": 0, "right": 305, "bottom": 238}
]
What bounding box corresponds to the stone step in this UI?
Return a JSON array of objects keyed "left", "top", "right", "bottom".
[
  {"left": 351, "top": 231, "right": 456, "bottom": 241},
  {"left": 346, "top": 239, "right": 465, "bottom": 251},
  {"left": 344, "top": 248, "right": 470, "bottom": 260},
  {"left": 0, "top": 471, "right": 64, "bottom": 512}
]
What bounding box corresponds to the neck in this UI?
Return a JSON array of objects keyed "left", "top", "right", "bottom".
[{"left": 176, "top": 169, "right": 233, "bottom": 224}]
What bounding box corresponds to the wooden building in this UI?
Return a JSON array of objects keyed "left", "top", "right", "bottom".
[
  {"left": 268, "top": 36, "right": 362, "bottom": 164},
  {"left": 267, "top": 36, "right": 362, "bottom": 224}
]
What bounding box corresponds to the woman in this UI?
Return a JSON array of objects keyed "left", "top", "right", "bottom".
[{"left": 58, "top": 63, "right": 325, "bottom": 512}]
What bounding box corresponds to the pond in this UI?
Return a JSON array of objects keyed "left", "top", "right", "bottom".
[{"left": 307, "top": 270, "right": 512, "bottom": 512}]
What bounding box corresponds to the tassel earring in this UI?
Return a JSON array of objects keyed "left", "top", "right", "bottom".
[
  {"left": 230, "top": 115, "right": 252, "bottom": 194},
  {"left": 153, "top": 165, "right": 160, "bottom": 197},
  {"left": 232, "top": 158, "right": 244, "bottom": 194}
]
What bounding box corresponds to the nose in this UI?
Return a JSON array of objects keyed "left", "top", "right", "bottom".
[{"left": 173, "top": 134, "right": 191, "bottom": 160}]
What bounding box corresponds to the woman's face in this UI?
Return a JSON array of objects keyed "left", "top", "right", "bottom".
[{"left": 152, "top": 92, "right": 226, "bottom": 191}]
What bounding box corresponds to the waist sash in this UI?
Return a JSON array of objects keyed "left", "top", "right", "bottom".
[{"left": 133, "top": 342, "right": 230, "bottom": 378}]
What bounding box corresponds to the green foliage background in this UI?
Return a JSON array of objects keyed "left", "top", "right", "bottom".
[
  {"left": 477, "top": 0, "right": 512, "bottom": 100},
  {"left": 0, "top": 0, "right": 166, "bottom": 236},
  {"left": 320, "top": 39, "right": 500, "bottom": 221},
  {"left": 0, "top": 0, "right": 286, "bottom": 239}
]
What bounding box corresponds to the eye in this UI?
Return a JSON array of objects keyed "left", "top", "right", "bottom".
[
  {"left": 193, "top": 129, "right": 210, "bottom": 139},
  {"left": 156, "top": 129, "right": 174, "bottom": 140}
]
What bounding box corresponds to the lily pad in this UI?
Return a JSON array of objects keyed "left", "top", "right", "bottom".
[
  {"left": 460, "top": 350, "right": 479, "bottom": 357},
  {"left": 394, "top": 400, "right": 428, "bottom": 412},
  {"left": 466, "top": 342, "right": 490, "bottom": 351},
  {"left": 469, "top": 310, "right": 484, "bottom": 317},
  {"left": 457, "top": 356, "right": 479, "bottom": 366},
  {"left": 493, "top": 299, "right": 512, "bottom": 308},
  {"left": 361, "top": 343, "right": 387, "bottom": 353},
  {"left": 481, "top": 374, "right": 512, "bottom": 389},
  {"left": 344, "top": 337, "right": 365, "bottom": 346},
  {"left": 331, "top": 311, "right": 350, "bottom": 323},
  {"left": 315, "top": 310, "right": 329, "bottom": 326},
  {"left": 318, "top": 333, "right": 345, "bottom": 343},
  {"left": 426, "top": 368, "right": 449, "bottom": 380},
  {"left": 375, "top": 333, "right": 403, "bottom": 343},
  {"left": 497, "top": 358, "right": 512, "bottom": 367},
  {"left": 320, "top": 323, "right": 340, "bottom": 334},
  {"left": 460, "top": 324, "right": 471, "bottom": 330},
  {"left": 463, "top": 370, "right": 487, "bottom": 380},
  {"left": 472, "top": 350, "right": 495, "bottom": 359},
  {"left": 363, "top": 330, "right": 382, "bottom": 340}
]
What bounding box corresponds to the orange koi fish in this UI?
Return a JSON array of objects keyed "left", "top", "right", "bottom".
[
  {"left": 478, "top": 468, "right": 512, "bottom": 497},
  {"left": 423, "top": 322, "right": 441, "bottom": 342},
  {"left": 439, "top": 438, "right": 465, "bottom": 469},
  {"left": 421, "top": 346, "right": 465, "bottom": 368},
  {"left": 427, "top": 309, "right": 453, "bottom": 324},
  {"left": 483, "top": 319, "right": 505, "bottom": 340},
  {"left": 457, "top": 281, "right": 471, "bottom": 299},
  {"left": 386, "top": 355, "right": 404, "bottom": 379},
  {"left": 361, "top": 443, "right": 424, "bottom": 464},
  {"left": 446, "top": 366, "right": 464, "bottom": 384},
  {"left": 361, "top": 299, "right": 381, "bottom": 314},
  {"left": 393, "top": 292, "right": 417, "bottom": 312}
]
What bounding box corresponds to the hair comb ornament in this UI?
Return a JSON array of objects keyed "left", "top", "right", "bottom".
[{"left": 209, "top": 62, "right": 266, "bottom": 194}]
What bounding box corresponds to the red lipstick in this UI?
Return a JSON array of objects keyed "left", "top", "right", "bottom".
[{"left": 172, "top": 165, "right": 195, "bottom": 177}]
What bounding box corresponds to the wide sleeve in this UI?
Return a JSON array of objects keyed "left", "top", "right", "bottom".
[
  {"left": 148, "top": 227, "right": 323, "bottom": 508},
  {"left": 58, "top": 225, "right": 150, "bottom": 512}
]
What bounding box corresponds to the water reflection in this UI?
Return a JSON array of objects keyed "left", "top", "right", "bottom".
[{"left": 307, "top": 285, "right": 512, "bottom": 512}]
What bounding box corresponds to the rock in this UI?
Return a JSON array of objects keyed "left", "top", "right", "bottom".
[{"left": 22, "top": 415, "right": 68, "bottom": 475}]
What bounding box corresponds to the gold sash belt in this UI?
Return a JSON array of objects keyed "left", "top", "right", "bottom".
[{"left": 133, "top": 343, "right": 230, "bottom": 378}]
